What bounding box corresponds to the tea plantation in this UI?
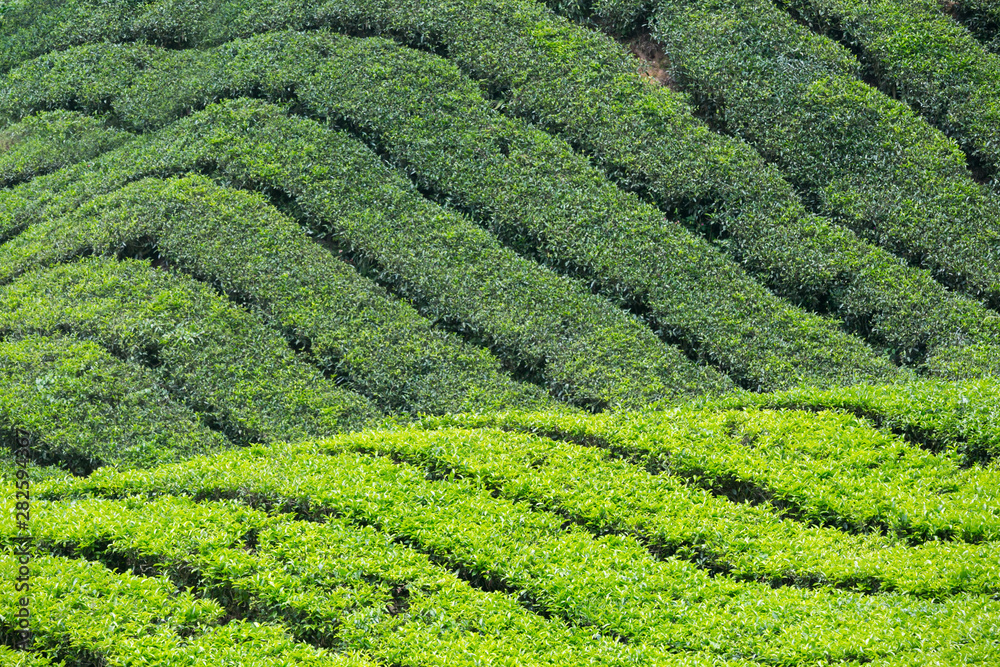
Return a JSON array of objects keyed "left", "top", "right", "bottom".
[{"left": 1, "top": 0, "right": 1000, "bottom": 664}]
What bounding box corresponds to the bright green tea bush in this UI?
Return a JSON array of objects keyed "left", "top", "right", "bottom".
[
  {"left": 721, "top": 376, "right": 1000, "bottom": 462},
  {"left": 435, "top": 408, "right": 1000, "bottom": 542},
  {"left": 924, "top": 342, "right": 1000, "bottom": 381},
  {"left": 46, "top": 437, "right": 1000, "bottom": 665},
  {"left": 1, "top": 495, "right": 737, "bottom": 667},
  {"left": 337, "top": 424, "right": 1000, "bottom": 596},
  {"left": 0, "top": 552, "right": 370, "bottom": 666}
]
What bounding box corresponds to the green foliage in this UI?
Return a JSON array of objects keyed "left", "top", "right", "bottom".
[
  {"left": 0, "top": 99, "right": 721, "bottom": 409},
  {"left": 719, "top": 376, "right": 1000, "bottom": 463},
  {"left": 0, "top": 37, "right": 898, "bottom": 392},
  {"left": 47, "top": 438, "right": 1000, "bottom": 664},
  {"left": 0, "top": 647, "right": 60, "bottom": 666},
  {"left": 0, "top": 258, "right": 380, "bottom": 443},
  {"left": 0, "top": 334, "right": 226, "bottom": 472},
  {"left": 924, "top": 342, "right": 1000, "bottom": 380},
  {"left": 436, "top": 408, "right": 1000, "bottom": 542},
  {"left": 2, "top": 1, "right": 1000, "bottom": 662},
  {"left": 0, "top": 0, "right": 141, "bottom": 73},
  {"left": 946, "top": 0, "right": 1000, "bottom": 52},
  {"left": 592, "top": 0, "right": 1000, "bottom": 307},
  {"left": 0, "top": 110, "right": 131, "bottom": 186},
  {"left": 245, "top": 31, "right": 888, "bottom": 391},
  {"left": 777, "top": 0, "right": 1000, "bottom": 181},
  {"left": 4, "top": 0, "right": 997, "bottom": 367},
  {"left": 1, "top": 172, "right": 556, "bottom": 414},
  {"left": 0, "top": 553, "right": 219, "bottom": 659},
  {"left": 3, "top": 495, "right": 729, "bottom": 666},
  {"left": 336, "top": 423, "right": 1000, "bottom": 596},
  {"left": 0, "top": 552, "right": 366, "bottom": 666}
]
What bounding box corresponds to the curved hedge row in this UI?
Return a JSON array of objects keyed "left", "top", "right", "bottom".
[
  {"left": 437, "top": 408, "right": 1000, "bottom": 542},
  {"left": 589, "top": 0, "right": 1000, "bottom": 306},
  {"left": 0, "top": 552, "right": 370, "bottom": 666},
  {"left": 0, "top": 110, "right": 131, "bottom": 186},
  {"left": 246, "top": 32, "right": 896, "bottom": 391},
  {"left": 0, "top": 101, "right": 726, "bottom": 408},
  {"left": 924, "top": 342, "right": 1000, "bottom": 381},
  {"left": 51, "top": 440, "right": 1000, "bottom": 665},
  {"left": 2, "top": 0, "right": 995, "bottom": 368},
  {"left": 0, "top": 0, "right": 149, "bottom": 72},
  {"left": 7, "top": 495, "right": 728, "bottom": 667},
  {"left": 338, "top": 424, "right": 1000, "bottom": 596},
  {"left": 0, "top": 334, "right": 226, "bottom": 472},
  {"left": 0, "top": 173, "right": 558, "bottom": 414},
  {"left": 0, "top": 38, "right": 902, "bottom": 391},
  {"left": 0, "top": 258, "right": 380, "bottom": 443},
  {"left": 773, "top": 0, "right": 1000, "bottom": 180},
  {"left": 716, "top": 377, "right": 1000, "bottom": 463}
]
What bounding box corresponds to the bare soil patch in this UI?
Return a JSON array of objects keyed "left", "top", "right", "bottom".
[{"left": 625, "top": 33, "right": 678, "bottom": 89}]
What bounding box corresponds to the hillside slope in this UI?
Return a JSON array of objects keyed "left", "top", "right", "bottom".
[{"left": 2, "top": 0, "right": 999, "bottom": 664}]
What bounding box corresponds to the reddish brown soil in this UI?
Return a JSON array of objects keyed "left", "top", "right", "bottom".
[{"left": 625, "top": 33, "right": 678, "bottom": 89}]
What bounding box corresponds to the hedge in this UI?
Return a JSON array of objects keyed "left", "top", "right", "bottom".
[
  {"left": 0, "top": 110, "right": 131, "bottom": 187},
  {"left": 0, "top": 258, "right": 380, "bottom": 443},
  {"left": 3, "top": 0, "right": 997, "bottom": 366},
  {"left": 0, "top": 334, "right": 226, "bottom": 472},
  {"left": 0, "top": 173, "right": 557, "bottom": 414},
  {"left": 774, "top": 0, "right": 1000, "bottom": 181},
  {"left": 0, "top": 457, "right": 70, "bottom": 488},
  {"left": 50, "top": 440, "right": 1000, "bottom": 665},
  {"left": 923, "top": 342, "right": 1000, "bottom": 381},
  {"left": 0, "top": 38, "right": 905, "bottom": 392},
  {"left": 65, "top": 177, "right": 729, "bottom": 411},
  {"left": 0, "top": 103, "right": 721, "bottom": 409},
  {"left": 247, "top": 31, "right": 894, "bottom": 391},
  {"left": 5, "top": 495, "right": 734, "bottom": 667},
  {"left": 0, "top": 552, "right": 370, "bottom": 666},
  {"left": 338, "top": 423, "right": 1000, "bottom": 597},
  {"left": 0, "top": 647, "right": 57, "bottom": 666},
  {"left": 944, "top": 0, "right": 1000, "bottom": 52},
  {"left": 434, "top": 408, "right": 1000, "bottom": 542},
  {"left": 0, "top": 0, "right": 150, "bottom": 73},
  {"left": 586, "top": 0, "right": 1000, "bottom": 307},
  {"left": 716, "top": 377, "right": 1000, "bottom": 463}
]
